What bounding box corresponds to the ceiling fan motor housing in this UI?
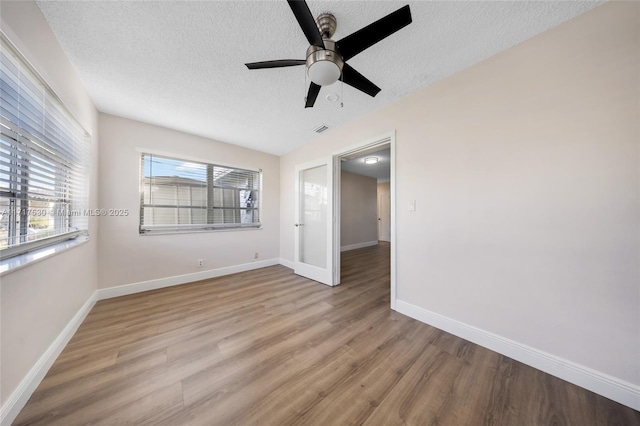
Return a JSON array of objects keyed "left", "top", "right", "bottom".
[{"left": 306, "top": 39, "right": 344, "bottom": 85}]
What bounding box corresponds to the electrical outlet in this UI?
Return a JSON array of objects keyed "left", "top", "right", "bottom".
[
  {"left": 254, "top": 252, "right": 259, "bottom": 259},
  {"left": 197, "top": 259, "right": 204, "bottom": 267}
]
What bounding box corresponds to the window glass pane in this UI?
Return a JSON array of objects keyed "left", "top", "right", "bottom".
[
  {"left": 143, "top": 207, "right": 176, "bottom": 226},
  {"left": 0, "top": 196, "right": 9, "bottom": 249},
  {"left": 189, "top": 207, "right": 207, "bottom": 225},
  {"left": 241, "top": 208, "right": 259, "bottom": 224},
  {"left": 140, "top": 153, "right": 261, "bottom": 233}
]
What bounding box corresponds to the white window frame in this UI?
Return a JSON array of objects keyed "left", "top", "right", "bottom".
[
  {"left": 0, "top": 33, "right": 90, "bottom": 261},
  {"left": 139, "top": 153, "right": 262, "bottom": 234}
]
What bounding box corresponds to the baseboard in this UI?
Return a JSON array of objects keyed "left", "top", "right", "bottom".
[
  {"left": 340, "top": 240, "right": 378, "bottom": 252},
  {"left": 279, "top": 258, "right": 294, "bottom": 270},
  {"left": 395, "top": 300, "right": 640, "bottom": 411},
  {"left": 0, "top": 292, "right": 97, "bottom": 426},
  {"left": 96, "top": 258, "right": 280, "bottom": 300}
]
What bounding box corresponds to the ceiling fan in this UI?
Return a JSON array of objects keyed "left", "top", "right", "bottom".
[{"left": 245, "top": 1, "right": 412, "bottom": 108}]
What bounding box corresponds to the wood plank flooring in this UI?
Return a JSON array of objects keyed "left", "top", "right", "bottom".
[{"left": 14, "top": 242, "right": 640, "bottom": 425}]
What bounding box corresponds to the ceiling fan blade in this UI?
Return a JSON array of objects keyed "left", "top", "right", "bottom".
[
  {"left": 245, "top": 60, "right": 306, "bottom": 70},
  {"left": 336, "top": 5, "right": 412, "bottom": 61},
  {"left": 305, "top": 82, "right": 321, "bottom": 108},
  {"left": 287, "top": 0, "right": 324, "bottom": 48},
  {"left": 340, "top": 63, "right": 381, "bottom": 97}
]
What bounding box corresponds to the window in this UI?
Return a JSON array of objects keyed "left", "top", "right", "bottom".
[
  {"left": 140, "top": 153, "right": 261, "bottom": 233},
  {"left": 0, "top": 34, "right": 90, "bottom": 260}
]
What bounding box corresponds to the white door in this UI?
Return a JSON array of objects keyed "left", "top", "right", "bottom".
[
  {"left": 378, "top": 190, "right": 391, "bottom": 242},
  {"left": 294, "top": 158, "right": 334, "bottom": 285}
]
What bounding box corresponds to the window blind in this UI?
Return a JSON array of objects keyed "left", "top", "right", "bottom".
[
  {"left": 0, "top": 34, "right": 90, "bottom": 259},
  {"left": 140, "top": 153, "right": 261, "bottom": 233}
]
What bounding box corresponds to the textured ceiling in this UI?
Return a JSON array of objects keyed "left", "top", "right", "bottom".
[
  {"left": 36, "top": 1, "right": 603, "bottom": 155},
  {"left": 342, "top": 147, "right": 390, "bottom": 181}
]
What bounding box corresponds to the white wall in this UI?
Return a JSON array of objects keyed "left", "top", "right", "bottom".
[
  {"left": 340, "top": 171, "right": 377, "bottom": 248},
  {"left": 0, "top": 0, "right": 99, "bottom": 406},
  {"left": 280, "top": 1, "right": 639, "bottom": 388},
  {"left": 98, "top": 114, "right": 280, "bottom": 289}
]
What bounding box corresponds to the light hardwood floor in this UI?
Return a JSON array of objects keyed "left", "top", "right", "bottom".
[{"left": 15, "top": 243, "right": 640, "bottom": 425}]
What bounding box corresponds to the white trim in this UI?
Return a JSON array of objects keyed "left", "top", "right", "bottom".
[
  {"left": 278, "top": 258, "right": 295, "bottom": 270},
  {"left": 395, "top": 300, "right": 640, "bottom": 411},
  {"left": 140, "top": 226, "right": 262, "bottom": 236},
  {"left": 96, "top": 258, "right": 280, "bottom": 300},
  {"left": 389, "top": 133, "right": 397, "bottom": 310},
  {"left": 332, "top": 130, "right": 397, "bottom": 310},
  {"left": 340, "top": 241, "right": 378, "bottom": 252},
  {"left": 0, "top": 293, "right": 97, "bottom": 426},
  {"left": 0, "top": 236, "right": 89, "bottom": 276},
  {"left": 332, "top": 154, "right": 342, "bottom": 285},
  {"left": 331, "top": 131, "right": 394, "bottom": 158}
]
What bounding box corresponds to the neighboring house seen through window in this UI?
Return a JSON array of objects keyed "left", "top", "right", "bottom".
[{"left": 140, "top": 153, "right": 261, "bottom": 233}]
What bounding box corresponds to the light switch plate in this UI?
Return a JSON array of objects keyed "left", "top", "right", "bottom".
[{"left": 408, "top": 200, "right": 416, "bottom": 212}]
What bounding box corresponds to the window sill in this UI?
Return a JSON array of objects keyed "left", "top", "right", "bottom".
[
  {"left": 0, "top": 235, "right": 89, "bottom": 277},
  {"left": 140, "top": 226, "right": 262, "bottom": 236}
]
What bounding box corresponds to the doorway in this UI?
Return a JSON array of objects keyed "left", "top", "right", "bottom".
[{"left": 332, "top": 131, "right": 396, "bottom": 309}]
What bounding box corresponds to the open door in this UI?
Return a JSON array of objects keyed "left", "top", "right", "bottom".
[
  {"left": 378, "top": 189, "right": 391, "bottom": 242},
  {"left": 294, "top": 157, "right": 334, "bottom": 286}
]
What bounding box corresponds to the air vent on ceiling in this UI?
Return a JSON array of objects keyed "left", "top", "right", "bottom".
[{"left": 313, "top": 124, "right": 330, "bottom": 133}]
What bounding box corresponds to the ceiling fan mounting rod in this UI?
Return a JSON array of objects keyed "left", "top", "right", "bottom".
[{"left": 316, "top": 13, "right": 337, "bottom": 39}]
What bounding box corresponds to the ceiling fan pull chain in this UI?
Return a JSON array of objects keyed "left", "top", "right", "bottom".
[{"left": 341, "top": 78, "right": 344, "bottom": 108}]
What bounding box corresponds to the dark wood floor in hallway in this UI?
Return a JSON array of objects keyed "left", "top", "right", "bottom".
[{"left": 15, "top": 242, "right": 640, "bottom": 425}]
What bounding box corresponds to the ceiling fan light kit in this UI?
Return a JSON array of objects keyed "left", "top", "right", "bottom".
[
  {"left": 306, "top": 40, "right": 343, "bottom": 86},
  {"left": 245, "top": 1, "right": 412, "bottom": 108}
]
